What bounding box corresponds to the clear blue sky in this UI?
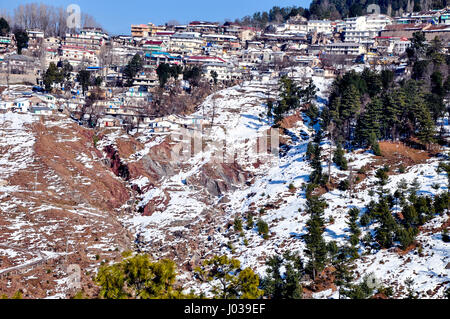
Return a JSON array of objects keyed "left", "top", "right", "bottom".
[{"left": 0, "top": 0, "right": 312, "bottom": 35}]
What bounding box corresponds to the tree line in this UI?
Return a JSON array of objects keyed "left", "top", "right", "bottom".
[
  {"left": 322, "top": 34, "right": 450, "bottom": 151},
  {"left": 0, "top": 2, "right": 102, "bottom": 37}
]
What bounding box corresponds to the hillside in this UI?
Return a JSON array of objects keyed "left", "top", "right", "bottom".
[
  {"left": 0, "top": 71, "right": 449, "bottom": 299},
  {"left": 101, "top": 70, "right": 449, "bottom": 298}
]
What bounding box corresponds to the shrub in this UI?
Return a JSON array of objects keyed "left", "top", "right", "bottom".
[
  {"left": 234, "top": 216, "right": 243, "bottom": 232},
  {"left": 257, "top": 219, "right": 269, "bottom": 236},
  {"left": 339, "top": 179, "right": 350, "bottom": 191}
]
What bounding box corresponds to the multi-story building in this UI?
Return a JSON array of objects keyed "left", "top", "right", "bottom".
[
  {"left": 63, "top": 28, "right": 108, "bottom": 53},
  {"left": 0, "top": 36, "right": 12, "bottom": 53},
  {"left": 186, "top": 21, "right": 220, "bottom": 34},
  {"left": 202, "top": 62, "right": 242, "bottom": 82},
  {"left": 131, "top": 24, "right": 150, "bottom": 38},
  {"left": 380, "top": 23, "right": 430, "bottom": 39},
  {"left": 325, "top": 42, "right": 366, "bottom": 55},
  {"left": 307, "top": 20, "right": 333, "bottom": 35},
  {"left": 374, "top": 36, "right": 411, "bottom": 55},
  {"left": 344, "top": 14, "right": 393, "bottom": 44},
  {"left": 169, "top": 32, "right": 205, "bottom": 55}
]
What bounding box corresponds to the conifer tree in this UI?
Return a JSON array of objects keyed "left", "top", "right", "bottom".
[
  {"left": 195, "top": 255, "right": 263, "bottom": 299},
  {"left": 374, "top": 199, "right": 398, "bottom": 249},
  {"left": 261, "top": 252, "right": 304, "bottom": 299},
  {"left": 347, "top": 208, "right": 361, "bottom": 259},
  {"left": 333, "top": 142, "right": 348, "bottom": 171},
  {"left": 304, "top": 194, "right": 328, "bottom": 280},
  {"left": 340, "top": 85, "right": 361, "bottom": 140}
]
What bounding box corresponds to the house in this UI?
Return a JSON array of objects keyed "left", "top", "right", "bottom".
[
  {"left": 60, "top": 45, "right": 99, "bottom": 66},
  {"left": 30, "top": 106, "right": 53, "bottom": 116},
  {"left": 2, "top": 54, "right": 37, "bottom": 74},
  {"left": 0, "top": 36, "right": 12, "bottom": 52},
  {"left": 374, "top": 36, "right": 411, "bottom": 55},
  {"left": 184, "top": 55, "right": 227, "bottom": 66},
  {"left": 0, "top": 100, "right": 14, "bottom": 110},
  {"left": 325, "top": 42, "right": 367, "bottom": 55},
  {"left": 13, "top": 98, "right": 31, "bottom": 113},
  {"left": 98, "top": 116, "right": 119, "bottom": 128},
  {"left": 203, "top": 62, "right": 242, "bottom": 82}
]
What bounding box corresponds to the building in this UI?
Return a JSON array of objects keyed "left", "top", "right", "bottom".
[
  {"left": 0, "top": 36, "right": 12, "bottom": 52},
  {"left": 325, "top": 42, "right": 366, "bottom": 55},
  {"left": 374, "top": 36, "right": 411, "bottom": 55},
  {"left": 423, "top": 25, "right": 450, "bottom": 42},
  {"left": 307, "top": 20, "right": 333, "bottom": 35},
  {"left": 170, "top": 32, "right": 205, "bottom": 55},
  {"left": 344, "top": 14, "right": 393, "bottom": 44},
  {"left": 380, "top": 23, "right": 430, "bottom": 39},
  {"left": 202, "top": 62, "right": 242, "bottom": 82},
  {"left": 131, "top": 24, "right": 150, "bottom": 38}
]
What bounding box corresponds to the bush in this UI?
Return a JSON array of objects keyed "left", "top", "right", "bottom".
[
  {"left": 234, "top": 216, "right": 243, "bottom": 232},
  {"left": 333, "top": 143, "right": 348, "bottom": 170},
  {"left": 443, "top": 229, "right": 450, "bottom": 243},
  {"left": 257, "top": 219, "right": 269, "bottom": 236},
  {"left": 246, "top": 213, "right": 254, "bottom": 230},
  {"left": 338, "top": 179, "right": 350, "bottom": 191}
]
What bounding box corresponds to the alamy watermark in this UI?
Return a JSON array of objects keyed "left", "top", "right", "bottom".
[
  {"left": 66, "top": 264, "right": 81, "bottom": 291},
  {"left": 367, "top": 4, "right": 381, "bottom": 15},
  {"left": 66, "top": 4, "right": 81, "bottom": 29},
  {"left": 167, "top": 127, "right": 280, "bottom": 166}
]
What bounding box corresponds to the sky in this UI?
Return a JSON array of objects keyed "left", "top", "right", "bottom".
[{"left": 0, "top": 0, "right": 312, "bottom": 35}]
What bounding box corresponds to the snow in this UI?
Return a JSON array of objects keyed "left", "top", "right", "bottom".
[{"left": 125, "top": 76, "right": 449, "bottom": 298}]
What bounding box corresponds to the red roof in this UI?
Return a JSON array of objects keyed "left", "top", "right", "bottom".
[
  {"left": 144, "top": 40, "right": 163, "bottom": 45},
  {"left": 383, "top": 23, "right": 429, "bottom": 31}
]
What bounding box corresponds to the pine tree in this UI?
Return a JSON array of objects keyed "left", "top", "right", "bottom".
[
  {"left": 355, "top": 97, "right": 382, "bottom": 147},
  {"left": 195, "top": 255, "right": 263, "bottom": 299},
  {"left": 374, "top": 199, "right": 398, "bottom": 249},
  {"left": 261, "top": 252, "right": 304, "bottom": 299},
  {"left": 368, "top": 132, "right": 382, "bottom": 156},
  {"left": 382, "top": 89, "right": 405, "bottom": 140},
  {"left": 340, "top": 85, "right": 361, "bottom": 140},
  {"left": 417, "top": 108, "right": 436, "bottom": 149},
  {"left": 301, "top": 79, "right": 318, "bottom": 105},
  {"left": 304, "top": 194, "right": 328, "bottom": 280},
  {"left": 309, "top": 130, "right": 325, "bottom": 186},
  {"left": 333, "top": 142, "right": 348, "bottom": 170},
  {"left": 96, "top": 254, "right": 184, "bottom": 299},
  {"left": 332, "top": 247, "right": 354, "bottom": 299},
  {"left": 347, "top": 208, "right": 361, "bottom": 259}
]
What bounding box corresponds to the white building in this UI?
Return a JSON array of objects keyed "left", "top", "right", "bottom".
[
  {"left": 344, "top": 14, "right": 393, "bottom": 44},
  {"left": 307, "top": 20, "right": 333, "bottom": 35},
  {"left": 325, "top": 42, "right": 366, "bottom": 55}
]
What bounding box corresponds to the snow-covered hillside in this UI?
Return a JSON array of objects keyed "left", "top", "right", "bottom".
[{"left": 118, "top": 77, "right": 449, "bottom": 299}]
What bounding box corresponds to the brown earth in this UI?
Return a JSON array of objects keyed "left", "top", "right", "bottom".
[{"left": 0, "top": 116, "right": 133, "bottom": 299}]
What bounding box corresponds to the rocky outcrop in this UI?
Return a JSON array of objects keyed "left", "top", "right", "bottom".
[
  {"left": 104, "top": 145, "right": 131, "bottom": 181},
  {"left": 186, "top": 162, "right": 253, "bottom": 197}
]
